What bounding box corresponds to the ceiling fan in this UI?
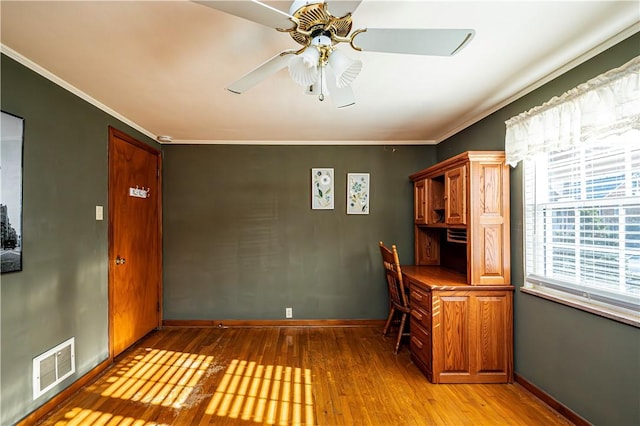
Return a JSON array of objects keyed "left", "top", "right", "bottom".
[{"left": 195, "top": 0, "right": 475, "bottom": 108}]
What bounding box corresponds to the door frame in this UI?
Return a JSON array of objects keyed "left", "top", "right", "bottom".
[{"left": 107, "top": 126, "right": 163, "bottom": 359}]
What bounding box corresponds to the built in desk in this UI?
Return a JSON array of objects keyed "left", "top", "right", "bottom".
[{"left": 402, "top": 265, "right": 514, "bottom": 384}]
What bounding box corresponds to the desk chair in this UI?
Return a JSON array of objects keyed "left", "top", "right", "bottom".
[{"left": 379, "top": 241, "right": 411, "bottom": 354}]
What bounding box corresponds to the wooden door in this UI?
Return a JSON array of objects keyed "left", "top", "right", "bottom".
[{"left": 108, "top": 127, "right": 162, "bottom": 357}]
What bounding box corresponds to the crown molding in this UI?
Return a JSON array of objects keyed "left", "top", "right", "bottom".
[
  {"left": 1, "top": 44, "right": 157, "bottom": 141},
  {"left": 434, "top": 23, "right": 640, "bottom": 144},
  {"left": 166, "top": 139, "right": 437, "bottom": 145}
]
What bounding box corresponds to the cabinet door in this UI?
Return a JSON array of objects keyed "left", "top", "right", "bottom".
[
  {"left": 414, "top": 179, "right": 427, "bottom": 225},
  {"left": 444, "top": 165, "right": 466, "bottom": 225},
  {"left": 469, "top": 161, "right": 510, "bottom": 285},
  {"left": 471, "top": 292, "right": 513, "bottom": 382},
  {"left": 431, "top": 290, "right": 513, "bottom": 384},
  {"left": 436, "top": 294, "right": 471, "bottom": 381}
]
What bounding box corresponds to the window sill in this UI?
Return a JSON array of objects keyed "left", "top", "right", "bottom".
[{"left": 520, "top": 286, "right": 640, "bottom": 328}]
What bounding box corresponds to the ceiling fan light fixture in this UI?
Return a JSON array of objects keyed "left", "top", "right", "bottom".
[
  {"left": 327, "top": 49, "right": 362, "bottom": 88},
  {"left": 197, "top": 1, "right": 476, "bottom": 108},
  {"left": 288, "top": 47, "right": 320, "bottom": 86}
]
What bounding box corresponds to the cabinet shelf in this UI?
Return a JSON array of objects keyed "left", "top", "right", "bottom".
[{"left": 417, "top": 223, "right": 448, "bottom": 229}]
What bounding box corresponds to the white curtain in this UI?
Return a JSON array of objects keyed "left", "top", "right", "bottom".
[{"left": 505, "top": 56, "right": 640, "bottom": 167}]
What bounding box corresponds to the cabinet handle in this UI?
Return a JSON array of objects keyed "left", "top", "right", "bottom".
[
  {"left": 410, "top": 336, "right": 423, "bottom": 349},
  {"left": 411, "top": 310, "right": 423, "bottom": 321},
  {"left": 411, "top": 291, "right": 423, "bottom": 302}
]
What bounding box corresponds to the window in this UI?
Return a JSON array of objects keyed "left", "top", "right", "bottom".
[
  {"left": 524, "top": 135, "right": 640, "bottom": 312},
  {"left": 506, "top": 56, "right": 640, "bottom": 325}
]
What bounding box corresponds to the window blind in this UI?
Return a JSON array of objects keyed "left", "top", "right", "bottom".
[{"left": 524, "top": 135, "right": 640, "bottom": 310}]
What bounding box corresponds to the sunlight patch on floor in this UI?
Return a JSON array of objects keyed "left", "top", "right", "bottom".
[
  {"left": 56, "top": 406, "right": 169, "bottom": 426},
  {"left": 100, "top": 348, "right": 217, "bottom": 408},
  {"left": 205, "top": 359, "right": 315, "bottom": 425},
  {"left": 44, "top": 348, "right": 314, "bottom": 425}
]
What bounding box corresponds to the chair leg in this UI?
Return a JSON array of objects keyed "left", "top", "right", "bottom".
[
  {"left": 383, "top": 307, "right": 396, "bottom": 336},
  {"left": 394, "top": 313, "right": 408, "bottom": 354}
]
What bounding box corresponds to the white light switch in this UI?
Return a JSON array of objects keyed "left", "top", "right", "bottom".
[{"left": 96, "top": 205, "right": 103, "bottom": 221}]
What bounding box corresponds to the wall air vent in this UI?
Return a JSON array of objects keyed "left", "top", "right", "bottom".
[{"left": 32, "top": 337, "right": 75, "bottom": 400}]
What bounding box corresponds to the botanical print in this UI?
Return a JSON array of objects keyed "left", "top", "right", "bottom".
[
  {"left": 347, "top": 173, "right": 369, "bottom": 214},
  {"left": 311, "top": 168, "right": 334, "bottom": 209}
]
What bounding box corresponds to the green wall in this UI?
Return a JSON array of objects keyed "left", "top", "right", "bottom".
[
  {"left": 0, "top": 54, "right": 159, "bottom": 426},
  {"left": 437, "top": 33, "right": 640, "bottom": 426},
  {"left": 162, "top": 144, "right": 435, "bottom": 320}
]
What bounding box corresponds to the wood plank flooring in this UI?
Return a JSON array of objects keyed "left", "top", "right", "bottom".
[{"left": 37, "top": 327, "right": 572, "bottom": 426}]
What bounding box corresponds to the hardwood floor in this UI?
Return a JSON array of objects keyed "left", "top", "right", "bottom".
[{"left": 37, "top": 327, "right": 572, "bottom": 426}]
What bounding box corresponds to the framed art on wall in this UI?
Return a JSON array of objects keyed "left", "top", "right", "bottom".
[
  {"left": 311, "top": 168, "right": 334, "bottom": 210},
  {"left": 1, "top": 111, "right": 24, "bottom": 273},
  {"left": 347, "top": 173, "right": 369, "bottom": 214}
]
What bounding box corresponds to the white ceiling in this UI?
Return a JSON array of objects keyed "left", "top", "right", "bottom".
[{"left": 1, "top": 1, "right": 638, "bottom": 145}]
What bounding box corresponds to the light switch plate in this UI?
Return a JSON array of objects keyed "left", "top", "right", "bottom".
[{"left": 96, "top": 205, "right": 103, "bottom": 221}]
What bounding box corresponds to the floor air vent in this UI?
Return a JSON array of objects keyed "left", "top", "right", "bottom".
[{"left": 33, "top": 337, "right": 75, "bottom": 400}]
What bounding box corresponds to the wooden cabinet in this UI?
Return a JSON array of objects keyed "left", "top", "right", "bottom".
[
  {"left": 407, "top": 151, "right": 513, "bottom": 384},
  {"left": 403, "top": 266, "right": 514, "bottom": 384},
  {"left": 409, "top": 151, "right": 510, "bottom": 286}
]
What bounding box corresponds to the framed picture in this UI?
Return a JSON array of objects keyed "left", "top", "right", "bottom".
[
  {"left": 347, "top": 173, "right": 369, "bottom": 215},
  {"left": 311, "top": 168, "right": 334, "bottom": 209},
  {"left": 1, "top": 111, "right": 24, "bottom": 273}
]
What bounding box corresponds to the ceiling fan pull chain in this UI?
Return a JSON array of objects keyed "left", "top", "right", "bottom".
[{"left": 319, "top": 66, "right": 325, "bottom": 101}]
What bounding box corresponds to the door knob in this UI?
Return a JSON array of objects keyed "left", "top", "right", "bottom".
[{"left": 115, "top": 256, "right": 126, "bottom": 265}]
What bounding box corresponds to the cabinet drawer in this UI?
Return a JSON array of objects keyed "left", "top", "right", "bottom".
[
  {"left": 410, "top": 306, "right": 431, "bottom": 330},
  {"left": 410, "top": 286, "right": 431, "bottom": 311},
  {"left": 410, "top": 323, "right": 432, "bottom": 373}
]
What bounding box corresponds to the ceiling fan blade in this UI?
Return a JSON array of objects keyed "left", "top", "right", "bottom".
[
  {"left": 352, "top": 28, "right": 475, "bottom": 56},
  {"left": 194, "top": 1, "right": 295, "bottom": 30},
  {"left": 227, "top": 51, "right": 295, "bottom": 94},
  {"left": 326, "top": 1, "right": 363, "bottom": 18},
  {"left": 325, "top": 66, "right": 356, "bottom": 108}
]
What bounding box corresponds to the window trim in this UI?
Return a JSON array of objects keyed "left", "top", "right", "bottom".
[
  {"left": 520, "top": 284, "right": 640, "bottom": 328},
  {"left": 526, "top": 274, "right": 640, "bottom": 311}
]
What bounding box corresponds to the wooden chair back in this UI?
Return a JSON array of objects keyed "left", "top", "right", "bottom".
[{"left": 379, "top": 241, "right": 409, "bottom": 313}]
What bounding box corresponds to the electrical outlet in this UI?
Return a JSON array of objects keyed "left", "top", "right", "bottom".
[{"left": 285, "top": 307, "right": 293, "bottom": 318}]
